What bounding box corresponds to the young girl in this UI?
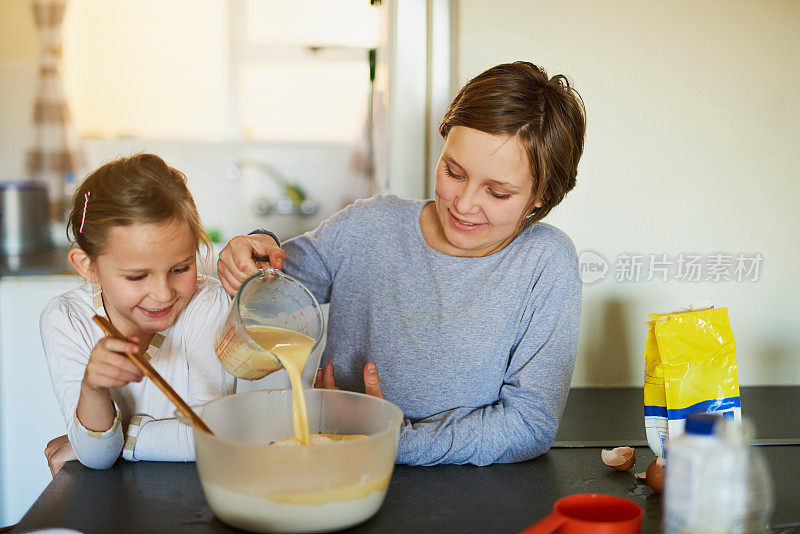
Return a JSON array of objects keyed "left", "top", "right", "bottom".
[
  {"left": 218, "top": 61, "right": 585, "bottom": 466},
  {"left": 41, "top": 153, "right": 235, "bottom": 475}
]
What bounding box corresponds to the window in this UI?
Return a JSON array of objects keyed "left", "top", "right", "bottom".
[{"left": 62, "top": 0, "right": 378, "bottom": 142}]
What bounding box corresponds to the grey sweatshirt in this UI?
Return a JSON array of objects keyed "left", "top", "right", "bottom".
[{"left": 283, "top": 195, "right": 581, "bottom": 466}]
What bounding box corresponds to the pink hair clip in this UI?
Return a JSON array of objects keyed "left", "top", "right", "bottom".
[{"left": 79, "top": 191, "right": 91, "bottom": 233}]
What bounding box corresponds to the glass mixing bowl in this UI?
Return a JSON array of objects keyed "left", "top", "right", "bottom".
[{"left": 177, "top": 389, "right": 404, "bottom": 533}]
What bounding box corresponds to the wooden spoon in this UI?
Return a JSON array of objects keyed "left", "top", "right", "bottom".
[{"left": 92, "top": 315, "right": 214, "bottom": 435}]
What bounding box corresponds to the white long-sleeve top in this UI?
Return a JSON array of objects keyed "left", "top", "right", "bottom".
[{"left": 40, "top": 275, "right": 235, "bottom": 468}]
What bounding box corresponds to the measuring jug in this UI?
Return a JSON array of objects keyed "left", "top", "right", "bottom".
[{"left": 215, "top": 269, "right": 325, "bottom": 380}]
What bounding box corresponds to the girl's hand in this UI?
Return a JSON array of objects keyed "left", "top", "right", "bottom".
[
  {"left": 82, "top": 336, "right": 144, "bottom": 391},
  {"left": 217, "top": 234, "right": 286, "bottom": 296},
  {"left": 314, "top": 361, "right": 384, "bottom": 399},
  {"left": 44, "top": 434, "right": 77, "bottom": 477}
]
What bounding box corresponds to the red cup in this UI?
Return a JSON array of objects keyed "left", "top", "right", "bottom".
[{"left": 519, "top": 494, "right": 643, "bottom": 534}]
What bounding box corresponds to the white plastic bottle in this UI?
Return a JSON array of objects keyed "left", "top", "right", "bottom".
[{"left": 664, "top": 413, "right": 773, "bottom": 534}]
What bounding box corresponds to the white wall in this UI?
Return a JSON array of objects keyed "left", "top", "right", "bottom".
[{"left": 457, "top": 0, "right": 800, "bottom": 386}]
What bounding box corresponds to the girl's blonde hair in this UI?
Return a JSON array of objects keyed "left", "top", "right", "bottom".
[{"left": 67, "top": 153, "right": 211, "bottom": 268}]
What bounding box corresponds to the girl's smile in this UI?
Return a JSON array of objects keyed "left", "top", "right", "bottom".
[
  {"left": 87, "top": 218, "right": 199, "bottom": 341},
  {"left": 136, "top": 304, "right": 175, "bottom": 319}
]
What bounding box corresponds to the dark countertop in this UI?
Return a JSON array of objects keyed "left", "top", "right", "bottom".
[
  {"left": 555, "top": 386, "right": 800, "bottom": 446},
  {"left": 13, "top": 387, "right": 800, "bottom": 534},
  {"left": 0, "top": 245, "right": 223, "bottom": 278},
  {"left": 0, "top": 247, "right": 73, "bottom": 277}
]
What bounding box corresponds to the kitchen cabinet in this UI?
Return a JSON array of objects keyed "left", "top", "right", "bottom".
[{"left": 0, "top": 274, "right": 81, "bottom": 526}]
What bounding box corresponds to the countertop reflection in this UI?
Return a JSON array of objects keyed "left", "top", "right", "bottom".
[{"left": 0, "top": 247, "right": 73, "bottom": 277}]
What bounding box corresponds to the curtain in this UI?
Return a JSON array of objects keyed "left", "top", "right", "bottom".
[{"left": 25, "top": 0, "right": 82, "bottom": 222}]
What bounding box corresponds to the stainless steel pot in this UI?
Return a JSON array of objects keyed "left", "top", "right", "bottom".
[{"left": 0, "top": 181, "right": 52, "bottom": 256}]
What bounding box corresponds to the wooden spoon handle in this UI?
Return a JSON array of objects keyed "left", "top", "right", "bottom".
[{"left": 92, "top": 315, "right": 214, "bottom": 435}]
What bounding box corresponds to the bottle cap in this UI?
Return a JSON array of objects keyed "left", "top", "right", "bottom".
[{"left": 685, "top": 412, "right": 720, "bottom": 435}]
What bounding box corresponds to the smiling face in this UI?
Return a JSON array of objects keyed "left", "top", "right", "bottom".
[
  {"left": 85, "top": 219, "right": 198, "bottom": 338},
  {"left": 422, "top": 126, "right": 541, "bottom": 257}
]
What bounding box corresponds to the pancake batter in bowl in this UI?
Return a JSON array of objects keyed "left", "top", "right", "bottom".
[
  {"left": 271, "top": 433, "right": 367, "bottom": 447},
  {"left": 202, "top": 480, "right": 388, "bottom": 533},
  {"left": 208, "top": 326, "right": 392, "bottom": 532},
  {"left": 245, "top": 325, "right": 371, "bottom": 448}
]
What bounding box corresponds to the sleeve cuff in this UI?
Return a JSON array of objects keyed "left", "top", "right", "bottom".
[
  {"left": 121, "top": 414, "right": 155, "bottom": 461},
  {"left": 73, "top": 404, "right": 122, "bottom": 439},
  {"left": 248, "top": 228, "right": 281, "bottom": 248}
]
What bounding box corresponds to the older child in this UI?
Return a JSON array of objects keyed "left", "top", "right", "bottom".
[
  {"left": 218, "top": 61, "right": 586, "bottom": 466},
  {"left": 41, "top": 154, "right": 234, "bottom": 475}
]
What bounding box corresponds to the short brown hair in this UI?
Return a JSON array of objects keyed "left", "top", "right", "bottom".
[
  {"left": 440, "top": 61, "right": 586, "bottom": 227},
  {"left": 67, "top": 153, "right": 210, "bottom": 264}
]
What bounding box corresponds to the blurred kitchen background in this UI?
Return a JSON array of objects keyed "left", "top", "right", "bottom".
[
  {"left": 0, "top": 0, "right": 430, "bottom": 244},
  {"left": 1, "top": 0, "right": 799, "bottom": 525}
]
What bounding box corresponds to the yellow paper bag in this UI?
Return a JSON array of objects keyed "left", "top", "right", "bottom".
[{"left": 643, "top": 305, "right": 741, "bottom": 458}]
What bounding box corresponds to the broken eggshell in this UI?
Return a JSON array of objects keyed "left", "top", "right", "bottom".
[
  {"left": 601, "top": 446, "right": 636, "bottom": 471},
  {"left": 646, "top": 457, "right": 665, "bottom": 493}
]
